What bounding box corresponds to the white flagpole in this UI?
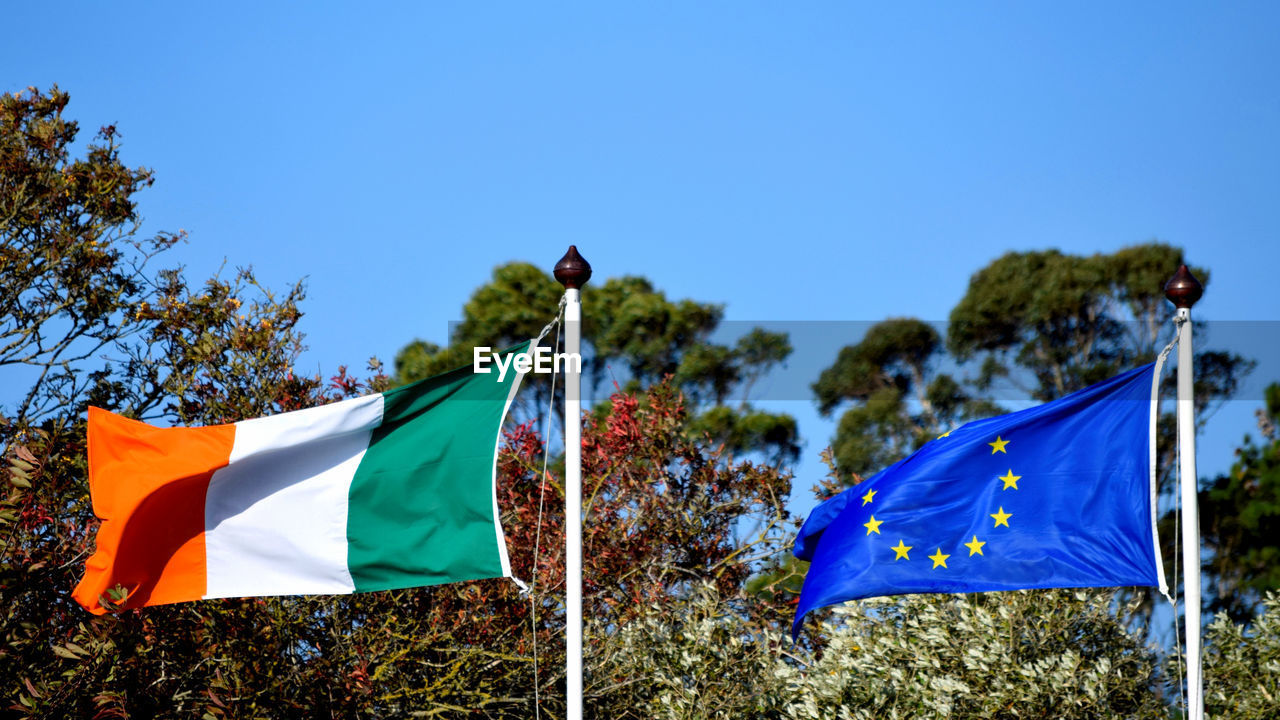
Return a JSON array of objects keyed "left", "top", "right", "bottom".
[
  {"left": 554, "top": 246, "right": 591, "bottom": 720},
  {"left": 1165, "top": 264, "right": 1204, "bottom": 720}
]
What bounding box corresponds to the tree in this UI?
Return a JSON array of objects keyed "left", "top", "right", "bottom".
[
  {"left": 392, "top": 261, "right": 562, "bottom": 391},
  {"left": 1, "top": 87, "right": 353, "bottom": 718},
  {"left": 393, "top": 263, "right": 800, "bottom": 463},
  {"left": 1199, "top": 382, "right": 1280, "bottom": 621},
  {"left": 782, "top": 591, "right": 1169, "bottom": 719},
  {"left": 0, "top": 86, "right": 181, "bottom": 425},
  {"left": 18, "top": 87, "right": 1275, "bottom": 717},
  {"left": 817, "top": 244, "right": 1252, "bottom": 489},
  {"left": 589, "top": 582, "right": 794, "bottom": 719},
  {"left": 946, "top": 243, "right": 1250, "bottom": 409},
  {"left": 1, "top": 90, "right": 794, "bottom": 715},
  {"left": 812, "top": 318, "right": 998, "bottom": 481},
  {"left": 588, "top": 587, "right": 1178, "bottom": 719},
  {"left": 583, "top": 570, "right": 1280, "bottom": 719},
  {"left": 1198, "top": 592, "right": 1280, "bottom": 719},
  {"left": 946, "top": 244, "right": 1254, "bottom": 617},
  {"left": 803, "top": 244, "right": 1257, "bottom": 693}
]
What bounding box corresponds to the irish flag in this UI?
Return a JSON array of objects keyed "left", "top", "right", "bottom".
[{"left": 73, "top": 342, "right": 531, "bottom": 614}]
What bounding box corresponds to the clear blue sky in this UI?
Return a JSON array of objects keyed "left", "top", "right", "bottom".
[{"left": 4, "top": 3, "right": 1278, "bottom": 512}]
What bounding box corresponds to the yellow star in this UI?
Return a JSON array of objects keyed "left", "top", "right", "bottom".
[
  {"left": 861, "top": 489, "right": 877, "bottom": 505},
  {"left": 964, "top": 535, "right": 986, "bottom": 556},
  {"left": 990, "top": 507, "right": 1012, "bottom": 528},
  {"left": 999, "top": 469, "right": 1021, "bottom": 490},
  {"left": 988, "top": 436, "right": 1009, "bottom": 454},
  {"left": 929, "top": 548, "right": 950, "bottom": 569},
  {"left": 937, "top": 429, "right": 952, "bottom": 439},
  {"left": 891, "top": 540, "right": 912, "bottom": 560},
  {"left": 863, "top": 515, "right": 883, "bottom": 535}
]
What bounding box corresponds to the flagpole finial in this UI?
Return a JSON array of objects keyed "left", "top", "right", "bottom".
[
  {"left": 555, "top": 245, "right": 592, "bottom": 289},
  {"left": 1164, "top": 264, "right": 1204, "bottom": 309}
]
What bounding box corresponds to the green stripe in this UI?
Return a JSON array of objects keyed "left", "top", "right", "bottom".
[{"left": 345, "top": 342, "right": 529, "bottom": 592}]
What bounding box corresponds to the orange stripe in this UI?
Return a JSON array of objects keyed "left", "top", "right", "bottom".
[{"left": 72, "top": 408, "right": 235, "bottom": 614}]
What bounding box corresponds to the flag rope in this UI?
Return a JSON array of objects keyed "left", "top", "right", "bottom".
[
  {"left": 1152, "top": 332, "right": 1178, "bottom": 602},
  {"left": 530, "top": 297, "right": 565, "bottom": 720},
  {"left": 1153, "top": 324, "right": 1187, "bottom": 714}
]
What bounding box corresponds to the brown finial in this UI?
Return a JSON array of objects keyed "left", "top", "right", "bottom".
[
  {"left": 554, "top": 245, "right": 592, "bottom": 289},
  {"left": 1163, "top": 264, "right": 1204, "bottom": 309}
]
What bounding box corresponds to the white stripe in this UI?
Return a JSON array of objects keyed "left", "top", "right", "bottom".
[
  {"left": 204, "top": 394, "right": 384, "bottom": 598},
  {"left": 491, "top": 339, "right": 540, "bottom": 580},
  {"left": 1150, "top": 343, "right": 1176, "bottom": 598}
]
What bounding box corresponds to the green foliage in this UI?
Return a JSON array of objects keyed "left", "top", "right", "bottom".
[
  {"left": 948, "top": 247, "right": 1147, "bottom": 399},
  {"left": 393, "top": 261, "right": 563, "bottom": 420},
  {"left": 814, "top": 318, "right": 943, "bottom": 415},
  {"left": 813, "top": 318, "right": 998, "bottom": 480},
  {"left": 127, "top": 267, "right": 323, "bottom": 425},
  {"left": 1199, "top": 592, "right": 1280, "bottom": 719},
  {"left": 1200, "top": 383, "right": 1280, "bottom": 621},
  {"left": 691, "top": 405, "right": 799, "bottom": 465},
  {"left": 392, "top": 338, "right": 471, "bottom": 385},
  {"left": 0, "top": 90, "right": 795, "bottom": 716},
  {"left": 393, "top": 263, "right": 800, "bottom": 463},
  {"left": 0, "top": 87, "right": 386, "bottom": 718},
  {"left": 830, "top": 384, "right": 911, "bottom": 480},
  {"left": 735, "top": 328, "right": 792, "bottom": 389},
  {"left": 589, "top": 583, "right": 792, "bottom": 719},
  {"left": 8, "top": 87, "right": 1276, "bottom": 717},
  {"left": 926, "top": 244, "right": 1254, "bottom": 617},
  {"left": 587, "top": 586, "right": 1189, "bottom": 720},
  {"left": 945, "top": 243, "right": 1250, "bottom": 406},
  {"left": 786, "top": 591, "right": 1167, "bottom": 719},
  {"left": 586, "top": 275, "right": 722, "bottom": 387},
  {"left": 674, "top": 343, "right": 739, "bottom": 406},
  {"left": 434, "top": 379, "right": 793, "bottom": 717},
  {"left": 456, "top": 261, "right": 564, "bottom": 349},
  {"left": 0, "top": 86, "right": 182, "bottom": 424}
]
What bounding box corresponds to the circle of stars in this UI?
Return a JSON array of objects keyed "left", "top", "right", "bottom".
[{"left": 858, "top": 432, "right": 1019, "bottom": 573}]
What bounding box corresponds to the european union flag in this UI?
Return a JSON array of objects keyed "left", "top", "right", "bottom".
[{"left": 794, "top": 363, "right": 1166, "bottom": 635}]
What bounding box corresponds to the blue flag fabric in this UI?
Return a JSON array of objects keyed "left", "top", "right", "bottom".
[{"left": 793, "top": 363, "right": 1164, "bottom": 636}]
